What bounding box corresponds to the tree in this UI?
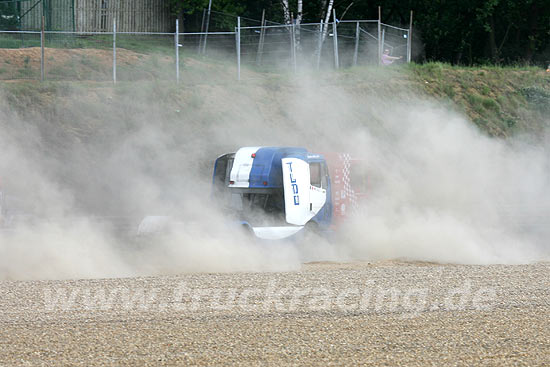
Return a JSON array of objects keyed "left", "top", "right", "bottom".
[
  {"left": 281, "top": 0, "right": 291, "bottom": 24},
  {"left": 165, "top": 0, "right": 550, "bottom": 66},
  {"left": 322, "top": 0, "right": 334, "bottom": 42}
]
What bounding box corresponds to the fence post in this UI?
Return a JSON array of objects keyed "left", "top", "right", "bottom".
[
  {"left": 332, "top": 9, "right": 339, "bottom": 69},
  {"left": 407, "top": 10, "right": 413, "bottom": 63},
  {"left": 236, "top": 16, "right": 241, "bottom": 81},
  {"left": 41, "top": 16, "right": 45, "bottom": 82},
  {"left": 291, "top": 22, "right": 297, "bottom": 73},
  {"left": 256, "top": 9, "right": 266, "bottom": 65},
  {"left": 353, "top": 21, "right": 360, "bottom": 67},
  {"left": 202, "top": 0, "right": 212, "bottom": 54},
  {"left": 175, "top": 19, "right": 179, "bottom": 83},
  {"left": 377, "top": 6, "right": 381, "bottom": 66},
  {"left": 316, "top": 20, "right": 324, "bottom": 70},
  {"left": 113, "top": 18, "right": 116, "bottom": 84},
  {"left": 381, "top": 28, "right": 386, "bottom": 56},
  {"left": 198, "top": 8, "right": 206, "bottom": 54}
]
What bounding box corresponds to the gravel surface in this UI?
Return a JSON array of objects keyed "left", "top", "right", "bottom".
[{"left": 1, "top": 261, "right": 549, "bottom": 366}]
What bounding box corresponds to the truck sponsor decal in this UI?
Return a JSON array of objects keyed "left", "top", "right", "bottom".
[
  {"left": 286, "top": 161, "right": 300, "bottom": 205},
  {"left": 282, "top": 158, "right": 312, "bottom": 226}
]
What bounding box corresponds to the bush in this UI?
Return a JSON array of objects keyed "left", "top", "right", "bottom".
[
  {"left": 481, "top": 97, "right": 499, "bottom": 111},
  {"left": 521, "top": 86, "right": 550, "bottom": 112}
]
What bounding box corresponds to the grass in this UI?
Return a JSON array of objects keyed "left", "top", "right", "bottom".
[
  {"left": 521, "top": 86, "right": 550, "bottom": 113},
  {"left": 0, "top": 45, "right": 548, "bottom": 137},
  {"left": 79, "top": 55, "right": 103, "bottom": 71},
  {"left": 1, "top": 33, "right": 175, "bottom": 54},
  {"left": 407, "top": 62, "right": 549, "bottom": 136},
  {"left": 0, "top": 34, "right": 40, "bottom": 48}
]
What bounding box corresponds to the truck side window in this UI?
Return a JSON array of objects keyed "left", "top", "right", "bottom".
[
  {"left": 310, "top": 163, "right": 321, "bottom": 188},
  {"left": 225, "top": 158, "right": 234, "bottom": 184}
]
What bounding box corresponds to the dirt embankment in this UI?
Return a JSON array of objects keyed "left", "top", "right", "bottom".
[
  {"left": 1, "top": 46, "right": 549, "bottom": 136},
  {"left": 0, "top": 47, "right": 175, "bottom": 81}
]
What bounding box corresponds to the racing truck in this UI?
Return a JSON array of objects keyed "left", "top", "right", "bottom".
[{"left": 211, "top": 147, "right": 365, "bottom": 240}]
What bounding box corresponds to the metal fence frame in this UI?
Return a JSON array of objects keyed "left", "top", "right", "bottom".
[
  {"left": 0, "top": 13, "right": 413, "bottom": 83},
  {"left": 240, "top": 18, "right": 411, "bottom": 71}
]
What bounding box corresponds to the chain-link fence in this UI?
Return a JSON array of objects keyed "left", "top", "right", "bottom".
[
  {"left": 0, "top": 16, "right": 412, "bottom": 82},
  {"left": 379, "top": 22, "right": 410, "bottom": 62},
  {"left": 238, "top": 19, "right": 410, "bottom": 73}
]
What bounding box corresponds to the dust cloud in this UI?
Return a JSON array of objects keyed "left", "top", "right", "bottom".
[
  {"left": 0, "top": 67, "right": 548, "bottom": 280},
  {"left": 337, "top": 103, "right": 550, "bottom": 264}
]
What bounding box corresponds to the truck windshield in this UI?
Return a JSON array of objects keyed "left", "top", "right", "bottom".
[{"left": 232, "top": 189, "right": 286, "bottom": 226}]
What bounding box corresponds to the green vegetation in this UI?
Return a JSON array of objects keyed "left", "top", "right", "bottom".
[
  {"left": 168, "top": 0, "right": 550, "bottom": 66},
  {"left": 405, "top": 62, "right": 549, "bottom": 136},
  {"left": 2, "top": 1, "right": 547, "bottom": 66},
  {"left": 521, "top": 86, "right": 550, "bottom": 113},
  {"left": 0, "top": 58, "right": 548, "bottom": 138},
  {"left": 0, "top": 34, "right": 174, "bottom": 55},
  {"left": 0, "top": 33, "right": 40, "bottom": 48}
]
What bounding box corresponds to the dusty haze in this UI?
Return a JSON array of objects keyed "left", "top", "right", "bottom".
[{"left": 0, "top": 69, "right": 549, "bottom": 280}]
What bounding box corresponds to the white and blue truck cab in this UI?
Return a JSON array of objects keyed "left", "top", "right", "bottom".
[{"left": 212, "top": 147, "right": 362, "bottom": 240}]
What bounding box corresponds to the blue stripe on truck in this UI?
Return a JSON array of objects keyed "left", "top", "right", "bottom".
[{"left": 249, "top": 147, "right": 308, "bottom": 188}]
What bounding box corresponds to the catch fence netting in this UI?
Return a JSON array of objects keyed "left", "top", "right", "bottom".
[
  {"left": 238, "top": 20, "right": 409, "bottom": 71},
  {"left": 0, "top": 17, "right": 411, "bottom": 81},
  {"left": 379, "top": 22, "right": 410, "bottom": 61}
]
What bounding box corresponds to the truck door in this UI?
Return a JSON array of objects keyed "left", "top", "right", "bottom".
[
  {"left": 282, "top": 158, "right": 312, "bottom": 226},
  {"left": 212, "top": 153, "right": 234, "bottom": 205}
]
